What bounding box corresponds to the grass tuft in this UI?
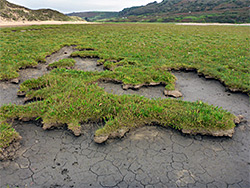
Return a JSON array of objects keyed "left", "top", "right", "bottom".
[
  {"left": 0, "top": 120, "right": 20, "bottom": 149},
  {"left": 47, "top": 59, "right": 76, "bottom": 70}
]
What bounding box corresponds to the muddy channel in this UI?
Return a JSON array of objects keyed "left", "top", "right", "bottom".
[{"left": 0, "top": 47, "right": 249, "bottom": 188}]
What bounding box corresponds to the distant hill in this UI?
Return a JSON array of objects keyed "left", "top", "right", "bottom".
[
  {"left": 0, "top": 0, "right": 78, "bottom": 21},
  {"left": 116, "top": 0, "right": 249, "bottom": 23},
  {"left": 67, "top": 12, "right": 118, "bottom": 21}
]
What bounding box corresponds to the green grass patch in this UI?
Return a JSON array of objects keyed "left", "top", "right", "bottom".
[
  {"left": 18, "top": 66, "right": 176, "bottom": 97},
  {"left": 0, "top": 69, "right": 236, "bottom": 144},
  {"left": 0, "top": 121, "right": 20, "bottom": 149},
  {"left": 47, "top": 58, "right": 76, "bottom": 70}
]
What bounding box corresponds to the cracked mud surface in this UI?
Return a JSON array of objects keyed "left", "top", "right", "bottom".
[
  {"left": 1, "top": 47, "right": 250, "bottom": 187},
  {"left": 1, "top": 121, "right": 249, "bottom": 187}
]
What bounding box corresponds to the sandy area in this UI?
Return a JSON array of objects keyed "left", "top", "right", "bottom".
[
  {"left": 176, "top": 23, "right": 250, "bottom": 26},
  {"left": 0, "top": 21, "right": 98, "bottom": 28}
]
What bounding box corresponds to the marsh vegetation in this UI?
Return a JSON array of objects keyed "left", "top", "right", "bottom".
[{"left": 0, "top": 23, "right": 249, "bottom": 158}]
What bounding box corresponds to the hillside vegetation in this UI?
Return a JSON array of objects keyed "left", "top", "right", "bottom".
[
  {"left": 67, "top": 12, "right": 118, "bottom": 22},
  {"left": 0, "top": 0, "right": 74, "bottom": 21},
  {"left": 115, "top": 0, "right": 249, "bottom": 23}
]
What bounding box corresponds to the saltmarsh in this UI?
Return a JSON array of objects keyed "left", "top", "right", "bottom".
[
  {"left": 1, "top": 24, "right": 249, "bottom": 93},
  {"left": 0, "top": 23, "right": 249, "bottom": 150}
]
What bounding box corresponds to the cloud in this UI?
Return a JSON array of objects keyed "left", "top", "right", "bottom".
[{"left": 8, "top": 0, "right": 161, "bottom": 13}]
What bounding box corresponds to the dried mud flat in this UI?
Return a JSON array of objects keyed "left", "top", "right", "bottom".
[
  {"left": 0, "top": 47, "right": 249, "bottom": 187},
  {"left": 1, "top": 120, "right": 249, "bottom": 188}
]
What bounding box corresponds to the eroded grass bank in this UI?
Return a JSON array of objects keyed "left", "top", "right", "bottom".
[{"left": 0, "top": 69, "right": 236, "bottom": 147}]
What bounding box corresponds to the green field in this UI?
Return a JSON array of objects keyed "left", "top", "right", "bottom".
[{"left": 0, "top": 24, "right": 249, "bottom": 151}]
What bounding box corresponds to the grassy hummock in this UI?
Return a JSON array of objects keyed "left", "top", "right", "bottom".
[{"left": 0, "top": 69, "right": 236, "bottom": 149}]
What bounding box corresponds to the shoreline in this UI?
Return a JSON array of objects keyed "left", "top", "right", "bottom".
[
  {"left": 1, "top": 21, "right": 249, "bottom": 28},
  {"left": 0, "top": 21, "right": 98, "bottom": 28},
  {"left": 175, "top": 22, "right": 250, "bottom": 26}
]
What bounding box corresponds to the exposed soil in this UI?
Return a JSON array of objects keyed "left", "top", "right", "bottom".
[
  {"left": 173, "top": 71, "right": 249, "bottom": 120},
  {"left": 0, "top": 63, "right": 49, "bottom": 105},
  {"left": 0, "top": 82, "right": 24, "bottom": 106},
  {"left": 0, "top": 121, "right": 249, "bottom": 187},
  {"left": 46, "top": 46, "right": 76, "bottom": 65},
  {"left": 74, "top": 57, "right": 103, "bottom": 72},
  {"left": 0, "top": 47, "right": 249, "bottom": 187}
]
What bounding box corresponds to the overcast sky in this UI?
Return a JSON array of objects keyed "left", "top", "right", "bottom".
[{"left": 8, "top": 0, "right": 161, "bottom": 13}]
